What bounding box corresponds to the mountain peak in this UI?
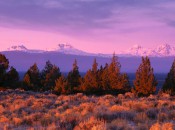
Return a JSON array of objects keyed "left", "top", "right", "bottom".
[
  {"left": 156, "top": 43, "right": 172, "bottom": 49},
  {"left": 3, "top": 43, "right": 175, "bottom": 57},
  {"left": 124, "top": 43, "right": 175, "bottom": 57},
  {"left": 58, "top": 43, "right": 73, "bottom": 50},
  {"left": 155, "top": 44, "right": 175, "bottom": 56},
  {"left": 55, "top": 43, "right": 91, "bottom": 55},
  {"left": 125, "top": 44, "right": 146, "bottom": 56},
  {"left": 132, "top": 44, "right": 142, "bottom": 49},
  {"left": 7, "top": 45, "right": 28, "bottom": 51}
]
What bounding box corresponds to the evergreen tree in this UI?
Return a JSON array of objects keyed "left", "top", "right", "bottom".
[
  {"left": 44, "top": 65, "right": 61, "bottom": 91},
  {"left": 162, "top": 59, "right": 175, "bottom": 95},
  {"left": 101, "top": 63, "right": 110, "bottom": 91},
  {"left": 100, "top": 54, "right": 130, "bottom": 94},
  {"left": 54, "top": 75, "right": 68, "bottom": 94},
  {"left": 41, "top": 61, "right": 61, "bottom": 91},
  {"left": 0, "top": 54, "right": 9, "bottom": 72},
  {"left": 82, "top": 59, "right": 100, "bottom": 93},
  {"left": 118, "top": 73, "right": 131, "bottom": 92},
  {"left": 108, "top": 53, "right": 121, "bottom": 91},
  {"left": 67, "top": 59, "right": 81, "bottom": 93},
  {"left": 92, "top": 58, "right": 98, "bottom": 73},
  {"left": 23, "top": 74, "right": 30, "bottom": 87},
  {"left": 41, "top": 61, "right": 53, "bottom": 77},
  {"left": 23, "top": 63, "right": 41, "bottom": 91},
  {"left": 97, "top": 65, "right": 104, "bottom": 90},
  {"left": 133, "top": 57, "right": 157, "bottom": 96},
  {"left": 0, "top": 54, "right": 9, "bottom": 87},
  {"left": 5, "top": 67, "right": 19, "bottom": 89}
]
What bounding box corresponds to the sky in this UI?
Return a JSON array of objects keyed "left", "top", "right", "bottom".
[{"left": 0, "top": 0, "right": 175, "bottom": 53}]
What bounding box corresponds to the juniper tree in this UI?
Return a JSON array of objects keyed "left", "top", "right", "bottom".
[
  {"left": 41, "top": 61, "right": 61, "bottom": 91},
  {"left": 0, "top": 54, "right": 9, "bottom": 73},
  {"left": 108, "top": 53, "right": 121, "bottom": 91},
  {"left": 41, "top": 61, "right": 54, "bottom": 85},
  {"left": 5, "top": 67, "right": 19, "bottom": 89},
  {"left": 67, "top": 59, "right": 81, "bottom": 93},
  {"left": 101, "top": 63, "right": 110, "bottom": 91},
  {"left": 0, "top": 54, "right": 9, "bottom": 87},
  {"left": 162, "top": 59, "right": 175, "bottom": 95},
  {"left": 54, "top": 75, "right": 68, "bottom": 94},
  {"left": 118, "top": 73, "right": 131, "bottom": 92},
  {"left": 23, "top": 73, "right": 30, "bottom": 88},
  {"left": 23, "top": 63, "right": 41, "bottom": 91},
  {"left": 97, "top": 65, "right": 104, "bottom": 90},
  {"left": 41, "top": 60, "right": 53, "bottom": 77},
  {"left": 133, "top": 57, "right": 157, "bottom": 97},
  {"left": 82, "top": 59, "right": 100, "bottom": 93}
]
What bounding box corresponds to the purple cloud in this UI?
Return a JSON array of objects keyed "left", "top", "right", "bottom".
[{"left": 0, "top": 0, "right": 175, "bottom": 45}]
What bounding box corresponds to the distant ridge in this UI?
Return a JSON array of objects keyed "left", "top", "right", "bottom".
[
  {"left": 2, "top": 43, "right": 175, "bottom": 57},
  {"left": 1, "top": 48, "right": 174, "bottom": 73},
  {"left": 48, "top": 43, "right": 95, "bottom": 56},
  {"left": 122, "top": 44, "right": 175, "bottom": 57},
  {"left": 7, "top": 45, "right": 45, "bottom": 53},
  {"left": 4, "top": 44, "right": 110, "bottom": 57}
]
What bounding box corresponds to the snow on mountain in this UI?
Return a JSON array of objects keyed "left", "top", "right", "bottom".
[
  {"left": 7, "top": 45, "right": 28, "bottom": 52},
  {"left": 124, "top": 44, "right": 158, "bottom": 56},
  {"left": 124, "top": 44, "right": 149, "bottom": 56},
  {"left": 6, "top": 45, "right": 45, "bottom": 53},
  {"left": 58, "top": 44, "right": 73, "bottom": 50},
  {"left": 5, "top": 44, "right": 94, "bottom": 56},
  {"left": 122, "top": 44, "right": 175, "bottom": 57},
  {"left": 3, "top": 43, "right": 175, "bottom": 57},
  {"left": 48, "top": 43, "right": 96, "bottom": 56},
  {"left": 51, "top": 43, "right": 175, "bottom": 57},
  {"left": 155, "top": 44, "right": 175, "bottom": 56}
]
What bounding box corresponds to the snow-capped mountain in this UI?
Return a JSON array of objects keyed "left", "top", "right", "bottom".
[
  {"left": 49, "top": 43, "right": 93, "bottom": 56},
  {"left": 5, "top": 44, "right": 96, "bottom": 56},
  {"left": 3, "top": 43, "right": 175, "bottom": 57},
  {"left": 155, "top": 44, "right": 175, "bottom": 56},
  {"left": 7, "top": 45, "right": 28, "bottom": 52},
  {"left": 7, "top": 45, "right": 46, "bottom": 53},
  {"left": 124, "top": 44, "right": 148, "bottom": 56},
  {"left": 122, "top": 44, "right": 156, "bottom": 56},
  {"left": 122, "top": 44, "right": 175, "bottom": 57},
  {"left": 1, "top": 43, "right": 175, "bottom": 73}
]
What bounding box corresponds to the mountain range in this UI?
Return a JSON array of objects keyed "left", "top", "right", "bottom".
[
  {"left": 6, "top": 44, "right": 96, "bottom": 56},
  {"left": 5, "top": 43, "right": 175, "bottom": 57},
  {"left": 1, "top": 43, "right": 175, "bottom": 73},
  {"left": 122, "top": 44, "right": 175, "bottom": 57}
]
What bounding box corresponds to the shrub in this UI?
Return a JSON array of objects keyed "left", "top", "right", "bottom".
[
  {"left": 150, "top": 122, "right": 174, "bottom": 130},
  {"left": 107, "top": 119, "right": 133, "bottom": 130},
  {"left": 146, "top": 108, "right": 158, "bottom": 120},
  {"left": 74, "top": 116, "right": 106, "bottom": 130}
]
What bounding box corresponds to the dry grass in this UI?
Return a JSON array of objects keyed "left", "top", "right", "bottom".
[{"left": 0, "top": 89, "right": 175, "bottom": 130}]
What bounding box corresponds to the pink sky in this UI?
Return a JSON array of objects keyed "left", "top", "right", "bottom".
[
  {"left": 0, "top": 0, "right": 175, "bottom": 53},
  {"left": 0, "top": 26, "right": 174, "bottom": 54}
]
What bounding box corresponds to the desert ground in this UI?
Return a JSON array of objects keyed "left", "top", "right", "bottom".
[{"left": 0, "top": 90, "right": 175, "bottom": 130}]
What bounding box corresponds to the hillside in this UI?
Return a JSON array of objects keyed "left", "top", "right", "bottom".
[
  {"left": 0, "top": 90, "right": 174, "bottom": 129},
  {"left": 1, "top": 44, "right": 175, "bottom": 73},
  {"left": 1, "top": 51, "right": 174, "bottom": 73}
]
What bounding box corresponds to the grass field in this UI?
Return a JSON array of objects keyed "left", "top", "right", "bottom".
[{"left": 0, "top": 90, "right": 175, "bottom": 130}]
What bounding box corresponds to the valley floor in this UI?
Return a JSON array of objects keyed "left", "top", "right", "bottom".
[{"left": 0, "top": 90, "right": 175, "bottom": 130}]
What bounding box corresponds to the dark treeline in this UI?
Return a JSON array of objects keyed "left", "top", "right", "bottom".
[{"left": 0, "top": 53, "right": 175, "bottom": 97}]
